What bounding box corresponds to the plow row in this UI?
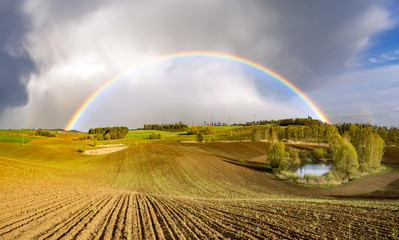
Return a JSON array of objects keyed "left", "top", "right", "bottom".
[{"left": 1, "top": 191, "right": 398, "bottom": 239}]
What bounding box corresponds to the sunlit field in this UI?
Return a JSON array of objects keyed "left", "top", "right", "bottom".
[{"left": 0, "top": 126, "right": 398, "bottom": 239}]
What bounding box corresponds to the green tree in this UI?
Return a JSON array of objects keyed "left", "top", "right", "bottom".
[
  {"left": 269, "top": 142, "right": 288, "bottom": 171},
  {"left": 252, "top": 129, "right": 262, "bottom": 142},
  {"left": 332, "top": 137, "right": 359, "bottom": 179},
  {"left": 104, "top": 133, "right": 111, "bottom": 140},
  {"left": 349, "top": 125, "right": 384, "bottom": 172},
  {"left": 196, "top": 133, "right": 204, "bottom": 143}
]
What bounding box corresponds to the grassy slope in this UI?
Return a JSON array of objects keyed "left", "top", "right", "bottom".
[
  {"left": 1, "top": 128, "right": 398, "bottom": 200},
  {"left": 0, "top": 135, "right": 36, "bottom": 144}
]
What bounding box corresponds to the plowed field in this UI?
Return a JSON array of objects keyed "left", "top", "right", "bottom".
[{"left": 1, "top": 141, "right": 398, "bottom": 239}]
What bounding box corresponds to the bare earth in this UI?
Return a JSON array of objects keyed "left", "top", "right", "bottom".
[
  {"left": 84, "top": 146, "right": 128, "bottom": 155},
  {"left": 0, "top": 142, "right": 398, "bottom": 239}
]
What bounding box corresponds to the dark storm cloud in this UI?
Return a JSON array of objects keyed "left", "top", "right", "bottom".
[
  {"left": 0, "top": 0, "right": 396, "bottom": 129},
  {"left": 0, "top": 1, "right": 34, "bottom": 113},
  {"left": 245, "top": 0, "right": 391, "bottom": 91}
]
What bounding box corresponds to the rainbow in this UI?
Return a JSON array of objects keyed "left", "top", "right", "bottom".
[{"left": 65, "top": 51, "right": 329, "bottom": 130}]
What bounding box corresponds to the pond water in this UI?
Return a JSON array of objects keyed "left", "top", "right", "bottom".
[{"left": 292, "top": 163, "right": 332, "bottom": 178}]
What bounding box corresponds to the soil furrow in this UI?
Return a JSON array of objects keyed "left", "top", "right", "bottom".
[
  {"left": 130, "top": 193, "right": 142, "bottom": 240},
  {"left": 22, "top": 194, "right": 107, "bottom": 239},
  {"left": 41, "top": 194, "right": 111, "bottom": 239},
  {"left": 0, "top": 195, "right": 86, "bottom": 237},
  {"left": 122, "top": 193, "right": 133, "bottom": 239},
  {"left": 146, "top": 195, "right": 183, "bottom": 240},
  {"left": 137, "top": 194, "right": 157, "bottom": 240},
  {"left": 143, "top": 195, "right": 166, "bottom": 239},
  {"left": 72, "top": 194, "right": 119, "bottom": 240},
  {"left": 95, "top": 194, "right": 125, "bottom": 240},
  {"left": 156, "top": 196, "right": 225, "bottom": 239},
  {"left": 174, "top": 199, "right": 283, "bottom": 239},
  {"left": 111, "top": 193, "right": 129, "bottom": 239},
  {"left": 156, "top": 197, "right": 203, "bottom": 239},
  {"left": 0, "top": 194, "right": 81, "bottom": 225},
  {"left": 0, "top": 193, "right": 78, "bottom": 221}
]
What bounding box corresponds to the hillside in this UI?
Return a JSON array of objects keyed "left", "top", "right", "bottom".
[{"left": 0, "top": 130, "right": 398, "bottom": 239}]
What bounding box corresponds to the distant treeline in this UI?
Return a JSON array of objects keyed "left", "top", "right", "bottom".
[
  {"left": 143, "top": 122, "right": 187, "bottom": 132},
  {"left": 87, "top": 126, "right": 129, "bottom": 140},
  {"left": 338, "top": 123, "right": 399, "bottom": 146},
  {"left": 251, "top": 124, "right": 337, "bottom": 143},
  {"left": 245, "top": 117, "right": 324, "bottom": 127},
  {"left": 243, "top": 118, "right": 399, "bottom": 146},
  {"left": 377, "top": 127, "right": 399, "bottom": 145}
]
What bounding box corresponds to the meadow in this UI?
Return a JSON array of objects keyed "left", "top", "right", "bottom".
[{"left": 0, "top": 127, "right": 398, "bottom": 239}]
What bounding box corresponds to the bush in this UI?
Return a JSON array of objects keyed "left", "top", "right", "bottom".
[
  {"left": 196, "top": 133, "right": 204, "bottom": 143},
  {"left": 35, "top": 129, "right": 56, "bottom": 137},
  {"left": 188, "top": 126, "right": 215, "bottom": 136},
  {"left": 77, "top": 146, "right": 86, "bottom": 153},
  {"left": 332, "top": 137, "right": 359, "bottom": 180},
  {"left": 325, "top": 171, "right": 335, "bottom": 181},
  {"left": 304, "top": 173, "right": 318, "bottom": 184},
  {"left": 280, "top": 171, "right": 299, "bottom": 181},
  {"left": 288, "top": 150, "right": 299, "bottom": 164},
  {"left": 269, "top": 142, "right": 288, "bottom": 171},
  {"left": 311, "top": 148, "right": 327, "bottom": 161},
  {"left": 104, "top": 133, "right": 111, "bottom": 140},
  {"left": 149, "top": 133, "right": 162, "bottom": 139}
]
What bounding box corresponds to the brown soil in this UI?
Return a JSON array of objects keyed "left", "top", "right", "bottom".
[
  {"left": 84, "top": 146, "right": 128, "bottom": 155},
  {"left": 0, "top": 142, "right": 398, "bottom": 239},
  {"left": 1, "top": 177, "right": 397, "bottom": 240}
]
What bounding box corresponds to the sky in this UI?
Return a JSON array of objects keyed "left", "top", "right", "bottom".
[{"left": 0, "top": 0, "right": 399, "bottom": 131}]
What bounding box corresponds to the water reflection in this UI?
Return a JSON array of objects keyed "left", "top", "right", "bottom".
[{"left": 293, "top": 163, "right": 332, "bottom": 178}]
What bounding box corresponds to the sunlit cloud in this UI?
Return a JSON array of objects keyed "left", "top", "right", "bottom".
[{"left": 0, "top": 0, "right": 397, "bottom": 130}]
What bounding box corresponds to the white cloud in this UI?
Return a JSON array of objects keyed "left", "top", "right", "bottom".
[
  {"left": 0, "top": 0, "right": 397, "bottom": 129},
  {"left": 310, "top": 64, "right": 399, "bottom": 126},
  {"left": 369, "top": 49, "right": 399, "bottom": 64}
]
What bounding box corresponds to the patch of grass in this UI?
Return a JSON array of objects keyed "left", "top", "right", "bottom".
[
  {"left": 0, "top": 135, "right": 37, "bottom": 144},
  {"left": 0, "top": 129, "right": 36, "bottom": 134},
  {"left": 212, "top": 125, "right": 242, "bottom": 131},
  {"left": 125, "top": 130, "right": 185, "bottom": 139}
]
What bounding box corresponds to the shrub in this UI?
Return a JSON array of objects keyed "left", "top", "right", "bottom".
[
  {"left": 280, "top": 171, "right": 299, "bottom": 181},
  {"left": 35, "top": 129, "right": 56, "bottom": 137},
  {"left": 196, "top": 133, "right": 204, "bottom": 143},
  {"left": 304, "top": 173, "right": 318, "bottom": 184},
  {"left": 269, "top": 142, "right": 289, "bottom": 171},
  {"left": 311, "top": 148, "right": 327, "bottom": 161},
  {"left": 104, "top": 133, "right": 111, "bottom": 140},
  {"left": 332, "top": 137, "right": 359, "bottom": 180},
  {"left": 77, "top": 146, "right": 86, "bottom": 153},
  {"left": 149, "top": 133, "right": 162, "bottom": 139}
]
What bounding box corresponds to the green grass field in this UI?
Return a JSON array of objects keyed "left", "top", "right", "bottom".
[
  {"left": 212, "top": 125, "right": 242, "bottom": 130},
  {"left": 0, "top": 135, "right": 37, "bottom": 144},
  {"left": 124, "top": 130, "right": 186, "bottom": 139},
  {"left": 0, "top": 129, "right": 36, "bottom": 134}
]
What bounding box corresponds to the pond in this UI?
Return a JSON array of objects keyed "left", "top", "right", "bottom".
[{"left": 292, "top": 163, "right": 332, "bottom": 178}]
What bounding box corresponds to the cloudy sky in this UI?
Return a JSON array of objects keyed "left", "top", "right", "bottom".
[{"left": 1, "top": 0, "right": 399, "bottom": 131}]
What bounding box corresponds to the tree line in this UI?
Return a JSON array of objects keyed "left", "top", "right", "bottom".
[
  {"left": 143, "top": 122, "right": 187, "bottom": 132},
  {"left": 86, "top": 126, "right": 129, "bottom": 140},
  {"left": 251, "top": 124, "right": 337, "bottom": 143},
  {"left": 338, "top": 123, "right": 399, "bottom": 146},
  {"left": 245, "top": 117, "right": 324, "bottom": 127}
]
